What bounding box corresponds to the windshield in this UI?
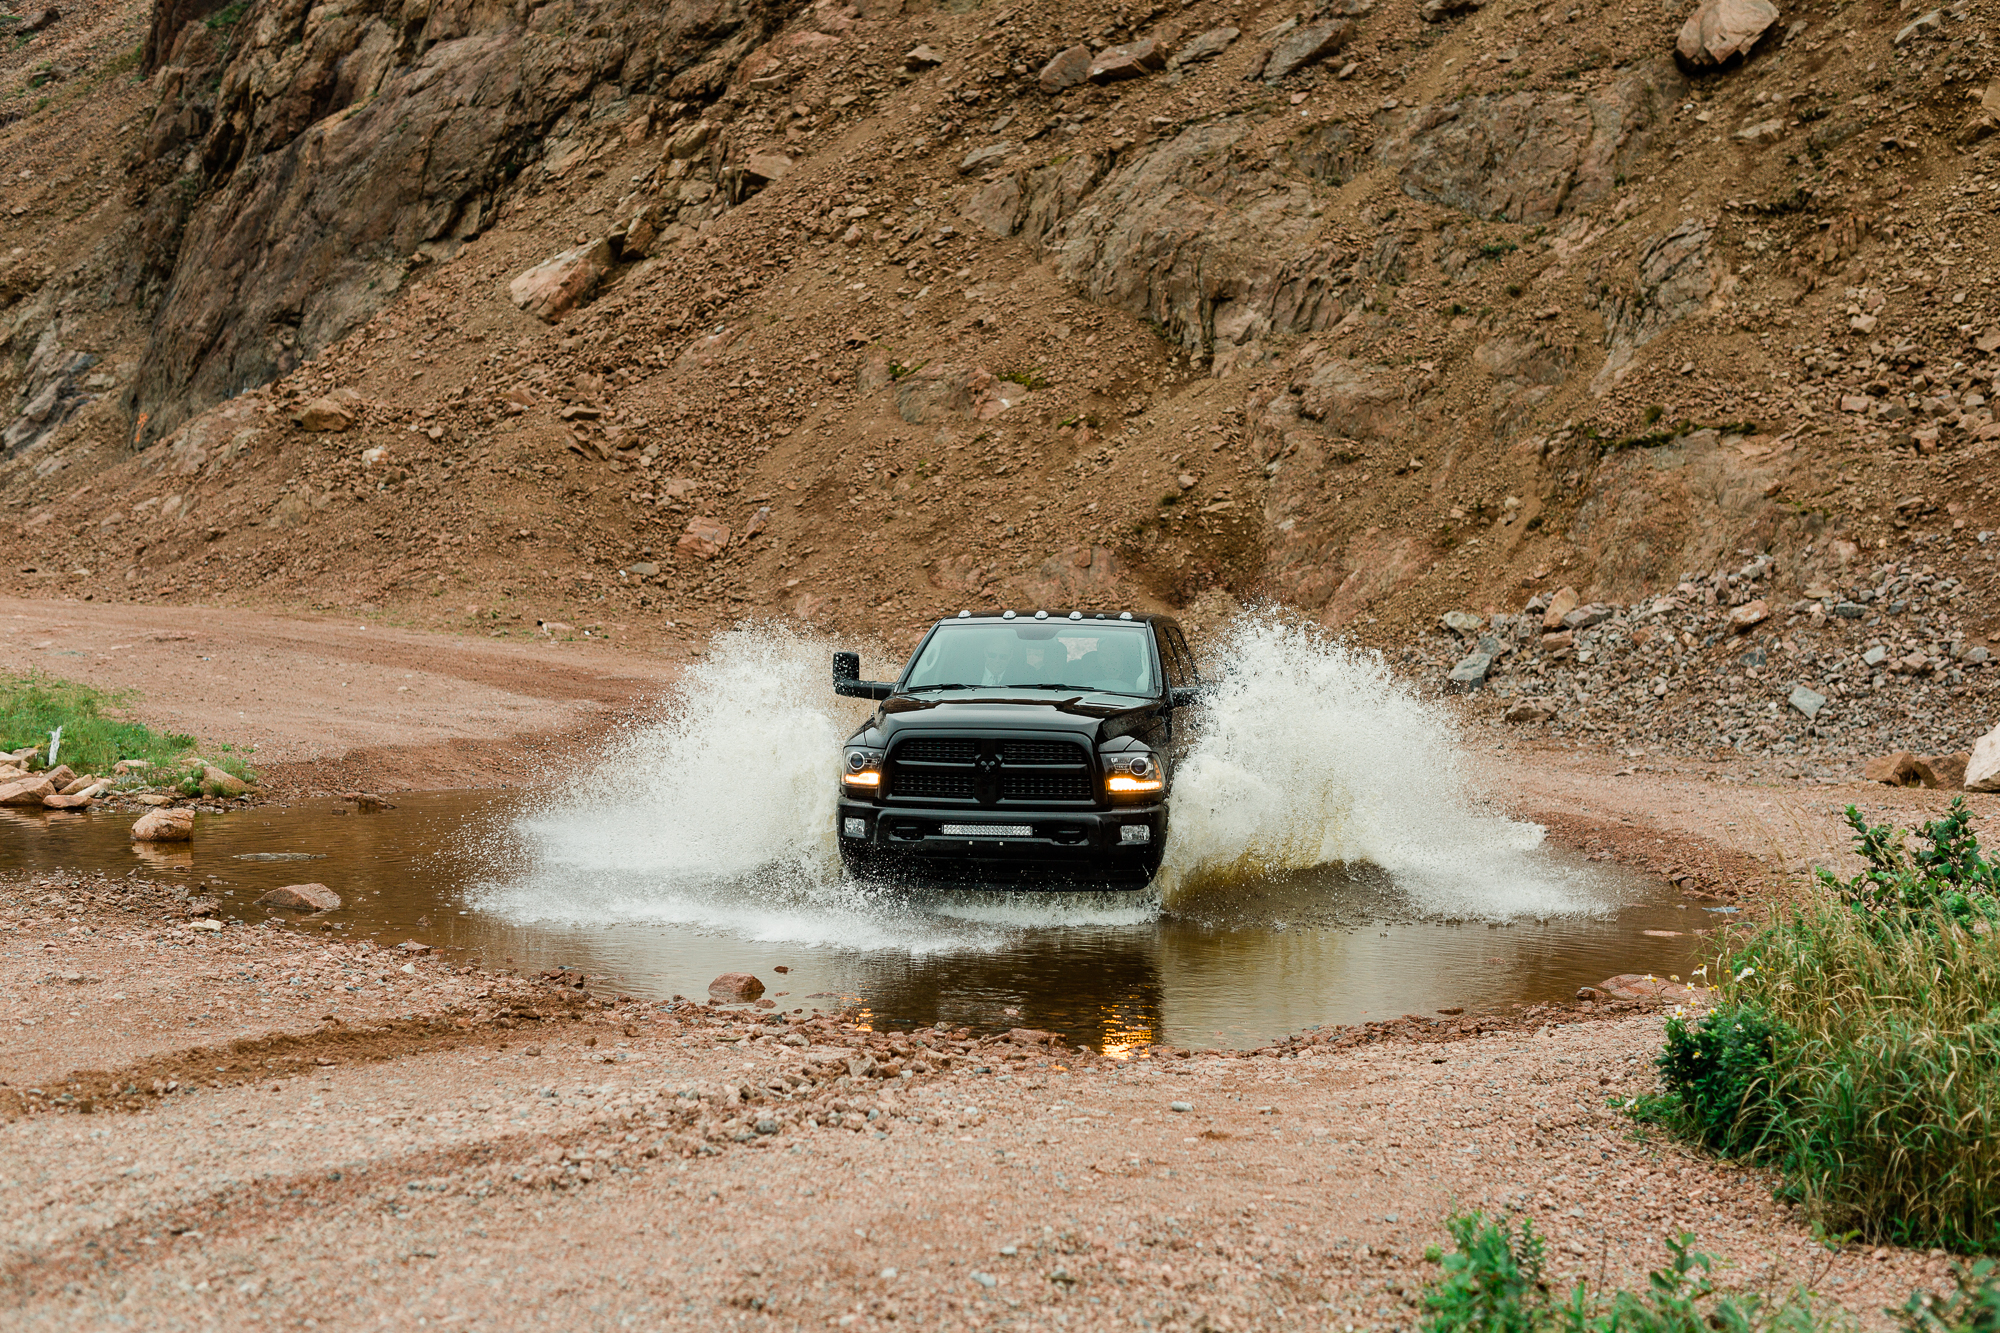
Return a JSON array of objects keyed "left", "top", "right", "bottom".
[{"left": 901, "top": 622, "right": 1158, "bottom": 698}]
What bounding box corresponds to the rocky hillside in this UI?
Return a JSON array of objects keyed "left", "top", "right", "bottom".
[{"left": 1, "top": 0, "right": 1996, "bottom": 747}]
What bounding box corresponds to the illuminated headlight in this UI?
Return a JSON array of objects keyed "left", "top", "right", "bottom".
[
  {"left": 1105, "top": 752, "right": 1162, "bottom": 794},
  {"left": 841, "top": 749, "right": 884, "bottom": 787}
]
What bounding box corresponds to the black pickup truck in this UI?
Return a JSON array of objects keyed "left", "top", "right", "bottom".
[{"left": 831, "top": 610, "right": 1204, "bottom": 886}]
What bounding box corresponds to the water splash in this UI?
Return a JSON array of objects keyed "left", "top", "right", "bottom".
[
  {"left": 475, "top": 616, "right": 1593, "bottom": 942},
  {"left": 1156, "top": 615, "right": 1575, "bottom": 918}
]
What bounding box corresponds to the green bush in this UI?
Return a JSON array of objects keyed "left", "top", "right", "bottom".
[
  {"left": 1419, "top": 1212, "right": 1824, "bottom": 1333},
  {"left": 0, "top": 671, "right": 256, "bottom": 790},
  {"left": 1899, "top": 1259, "right": 2000, "bottom": 1333},
  {"left": 1657, "top": 1002, "right": 1787, "bottom": 1157},
  {"left": 1653, "top": 804, "right": 2000, "bottom": 1251},
  {"left": 1818, "top": 800, "right": 2000, "bottom": 931}
]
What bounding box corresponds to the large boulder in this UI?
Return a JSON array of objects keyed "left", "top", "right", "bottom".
[
  {"left": 0, "top": 776, "right": 56, "bottom": 807},
  {"left": 508, "top": 239, "right": 615, "bottom": 323},
  {"left": 1864, "top": 751, "right": 1921, "bottom": 786},
  {"left": 132, "top": 808, "right": 196, "bottom": 841},
  {"left": 1914, "top": 753, "right": 1969, "bottom": 791},
  {"left": 1967, "top": 725, "right": 2000, "bottom": 792},
  {"left": 294, "top": 396, "right": 354, "bottom": 432},
  {"left": 1675, "top": 0, "right": 1779, "bottom": 68}
]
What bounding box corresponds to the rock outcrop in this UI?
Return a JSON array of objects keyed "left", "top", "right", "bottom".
[{"left": 126, "top": 0, "right": 792, "bottom": 444}]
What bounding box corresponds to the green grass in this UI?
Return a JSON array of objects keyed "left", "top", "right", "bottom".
[
  {"left": 1, "top": 671, "right": 257, "bottom": 794},
  {"left": 1652, "top": 801, "right": 2000, "bottom": 1252}
]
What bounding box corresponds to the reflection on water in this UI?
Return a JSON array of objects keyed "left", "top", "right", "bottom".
[{"left": 0, "top": 792, "right": 1704, "bottom": 1051}]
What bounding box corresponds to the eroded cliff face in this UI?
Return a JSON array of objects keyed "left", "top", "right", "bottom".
[
  {"left": 0, "top": 0, "right": 1995, "bottom": 661},
  {"left": 126, "top": 0, "right": 793, "bottom": 443}
]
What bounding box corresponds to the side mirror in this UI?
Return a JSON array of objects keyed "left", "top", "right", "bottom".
[
  {"left": 832, "top": 651, "right": 893, "bottom": 700},
  {"left": 1170, "top": 686, "right": 1206, "bottom": 709}
]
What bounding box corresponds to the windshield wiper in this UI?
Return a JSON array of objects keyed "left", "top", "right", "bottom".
[
  {"left": 1017, "top": 683, "right": 1082, "bottom": 692},
  {"left": 904, "top": 683, "right": 971, "bottom": 693}
]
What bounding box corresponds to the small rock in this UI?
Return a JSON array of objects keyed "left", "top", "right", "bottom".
[
  {"left": 1892, "top": 9, "right": 1941, "bottom": 45},
  {"left": 1440, "top": 610, "right": 1485, "bottom": 635},
  {"left": 294, "top": 396, "right": 355, "bottom": 432},
  {"left": 1675, "top": 0, "right": 1778, "bottom": 68},
  {"left": 1419, "top": 0, "right": 1481, "bottom": 21},
  {"left": 1038, "top": 44, "right": 1092, "bottom": 95},
  {"left": 508, "top": 239, "right": 615, "bottom": 323},
  {"left": 1725, "top": 600, "right": 1769, "bottom": 633},
  {"left": 904, "top": 44, "right": 944, "bottom": 71},
  {"left": 743, "top": 152, "right": 793, "bottom": 185},
  {"left": 1503, "top": 700, "right": 1556, "bottom": 724},
  {"left": 1914, "top": 753, "right": 1969, "bottom": 791},
  {"left": 1540, "top": 630, "right": 1575, "bottom": 652},
  {"left": 1088, "top": 38, "right": 1168, "bottom": 84},
  {"left": 1169, "top": 1101, "right": 1193, "bottom": 1112},
  {"left": 708, "top": 972, "right": 765, "bottom": 1002},
  {"left": 1863, "top": 645, "right": 1889, "bottom": 667},
  {"left": 397, "top": 940, "right": 431, "bottom": 954},
  {"left": 1446, "top": 653, "right": 1491, "bottom": 690},
  {"left": 44, "top": 765, "right": 75, "bottom": 789},
  {"left": 958, "top": 142, "right": 1016, "bottom": 176},
  {"left": 1260, "top": 19, "right": 1353, "bottom": 80},
  {"left": 1787, "top": 685, "right": 1826, "bottom": 719},
  {"left": 0, "top": 775, "right": 56, "bottom": 807},
  {"left": 676, "top": 516, "right": 731, "bottom": 560},
  {"left": 21, "top": 7, "right": 60, "bottom": 34},
  {"left": 1966, "top": 723, "right": 2000, "bottom": 792},
  {"left": 131, "top": 808, "right": 195, "bottom": 842},
  {"left": 1863, "top": 751, "right": 1921, "bottom": 786},
  {"left": 57, "top": 775, "right": 98, "bottom": 795},
  {"left": 201, "top": 764, "right": 249, "bottom": 796},
  {"left": 1174, "top": 26, "right": 1239, "bottom": 64},
  {"left": 1541, "top": 586, "right": 1579, "bottom": 630},
  {"left": 1561, "top": 605, "right": 1613, "bottom": 631},
  {"left": 257, "top": 883, "right": 342, "bottom": 911},
  {"left": 1735, "top": 118, "right": 1785, "bottom": 144},
  {"left": 113, "top": 759, "right": 151, "bottom": 775},
  {"left": 42, "top": 793, "right": 94, "bottom": 810}
]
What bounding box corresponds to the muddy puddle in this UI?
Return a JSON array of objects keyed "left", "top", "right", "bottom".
[{"left": 0, "top": 792, "right": 1710, "bottom": 1052}]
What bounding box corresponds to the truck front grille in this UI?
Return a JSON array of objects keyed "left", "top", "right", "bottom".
[{"left": 885, "top": 735, "right": 1095, "bottom": 807}]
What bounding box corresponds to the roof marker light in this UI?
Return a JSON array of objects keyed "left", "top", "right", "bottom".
[
  {"left": 1034, "top": 610, "right": 1049, "bottom": 620},
  {"left": 958, "top": 610, "right": 971, "bottom": 618},
  {"left": 1119, "top": 612, "right": 1133, "bottom": 620},
  {"left": 1069, "top": 611, "right": 1083, "bottom": 621},
  {"left": 1002, "top": 610, "right": 1017, "bottom": 620}
]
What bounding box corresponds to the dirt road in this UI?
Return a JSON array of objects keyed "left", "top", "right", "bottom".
[{"left": 0, "top": 597, "right": 679, "bottom": 792}]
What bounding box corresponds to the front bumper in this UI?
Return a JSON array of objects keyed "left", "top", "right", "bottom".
[{"left": 836, "top": 799, "right": 1167, "bottom": 886}]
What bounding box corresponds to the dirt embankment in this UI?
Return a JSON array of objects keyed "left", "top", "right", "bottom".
[{"left": 0, "top": 867, "right": 1956, "bottom": 1331}]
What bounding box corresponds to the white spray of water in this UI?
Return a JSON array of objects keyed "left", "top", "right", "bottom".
[
  {"left": 1155, "top": 615, "right": 1581, "bottom": 918},
  {"left": 474, "top": 617, "right": 1597, "bottom": 944}
]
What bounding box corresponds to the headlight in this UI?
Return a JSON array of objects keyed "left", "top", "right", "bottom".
[
  {"left": 842, "top": 749, "right": 883, "bottom": 788},
  {"left": 1105, "top": 752, "right": 1163, "bottom": 795}
]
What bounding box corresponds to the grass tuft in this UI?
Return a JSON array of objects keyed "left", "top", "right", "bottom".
[{"left": 0, "top": 671, "right": 256, "bottom": 793}]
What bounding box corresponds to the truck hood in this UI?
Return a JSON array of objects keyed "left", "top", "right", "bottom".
[{"left": 871, "top": 692, "right": 1161, "bottom": 744}]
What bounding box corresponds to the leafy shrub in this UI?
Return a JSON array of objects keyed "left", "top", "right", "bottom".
[
  {"left": 1419, "top": 1213, "right": 1823, "bottom": 1333},
  {"left": 1899, "top": 1259, "right": 2000, "bottom": 1333},
  {"left": 1657, "top": 1002, "right": 1787, "bottom": 1157},
  {"left": 1817, "top": 799, "right": 2000, "bottom": 931}
]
